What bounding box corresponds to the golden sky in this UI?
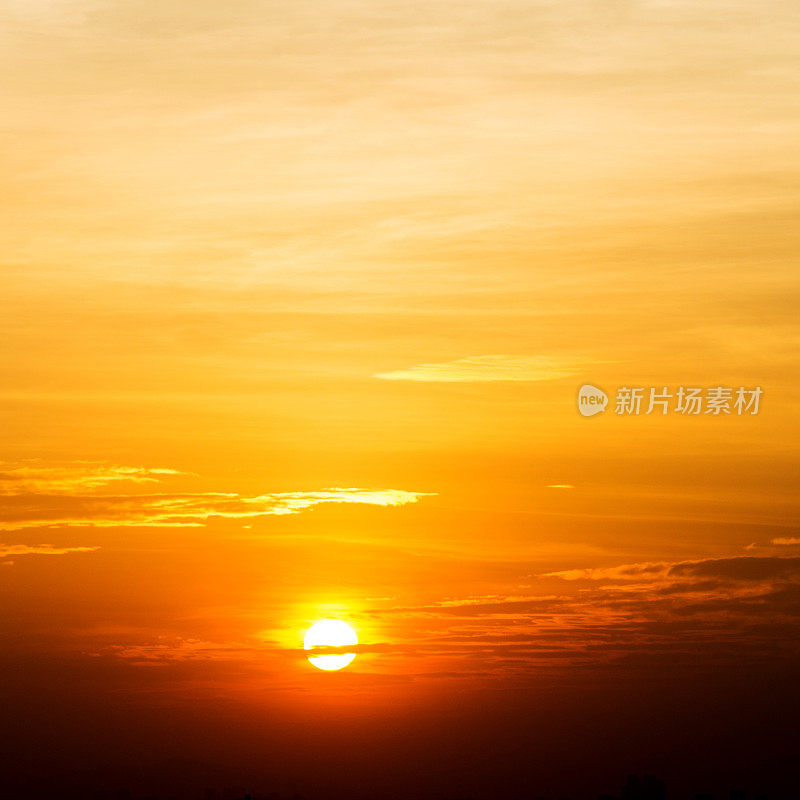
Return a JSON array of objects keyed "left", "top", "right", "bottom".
[{"left": 1, "top": 1, "right": 800, "bottom": 797}]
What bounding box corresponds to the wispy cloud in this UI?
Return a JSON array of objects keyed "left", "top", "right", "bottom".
[
  {"left": 0, "top": 462, "right": 188, "bottom": 494},
  {"left": 0, "top": 462, "right": 434, "bottom": 530},
  {"left": 364, "top": 555, "right": 800, "bottom": 675},
  {"left": 374, "top": 355, "right": 583, "bottom": 382},
  {"left": 0, "top": 544, "right": 99, "bottom": 558},
  {"left": 244, "top": 488, "right": 436, "bottom": 515},
  {"left": 102, "top": 638, "right": 261, "bottom": 665},
  {"left": 772, "top": 537, "right": 800, "bottom": 546},
  {"left": 544, "top": 561, "right": 674, "bottom": 582},
  {"left": 545, "top": 556, "right": 800, "bottom": 583},
  {"left": 0, "top": 489, "right": 433, "bottom": 530}
]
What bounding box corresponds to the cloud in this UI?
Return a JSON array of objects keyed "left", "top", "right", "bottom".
[
  {"left": 102, "top": 638, "right": 400, "bottom": 669},
  {"left": 545, "top": 561, "right": 672, "bottom": 582},
  {"left": 668, "top": 556, "right": 800, "bottom": 581},
  {"left": 546, "top": 484, "right": 575, "bottom": 489},
  {"left": 364, "top": 555, "right": 800, "bottom": 674},
  {"left": 0, "top": 544, "right": 98, "bottom": 560},
  {"left": 374, "top": 355, "right": 582, "bottom": 382},
  {"left": 0, "top": 462, "right": 188, "bottom": 494},
  {"left": 546, "top": 556, "right": 800, "bottom": 584},
  {"left": 103, "top": 638, "right": 260, "bottom": 665},
  {"left": 0, "top": 489, "right": 432, "bottom": 530},
  {"left": 772, "top": 537, "right": 800, "bottom": 546},
  {"left": 243, "top": 488, "right": 436, "bottom": 516},
  {"left": 0, "top": 462, "right": 434, "bottom": 530}
]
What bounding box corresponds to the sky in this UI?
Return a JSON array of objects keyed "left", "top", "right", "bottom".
[{"left": 1, "top": 1, "right": 800, "bottom": 798}]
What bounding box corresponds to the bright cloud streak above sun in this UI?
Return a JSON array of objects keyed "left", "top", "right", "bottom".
[
  {"left": 0, "top": 462, "right": 189, "bottom": 494},
  {"left": 0, "top": 462, "right": 434, "bottom": 530}
]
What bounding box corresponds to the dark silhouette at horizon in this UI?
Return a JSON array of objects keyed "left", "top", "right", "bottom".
[{"left": 0, "top": 773, "right": 780, "bottom": 800}]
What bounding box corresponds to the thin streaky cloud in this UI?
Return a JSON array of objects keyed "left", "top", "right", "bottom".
[
  {"left": 243, "top": 488, "right": 437, "bottom": 515},
  {"left": 104, "top": 638, "right": 262, "bottom": 664},
  {"left": 0, "top": 485, "right": 435, "bottom": 531},
  {"left": 361, "top": 555, "right": 800, "bottom": 671},
  {"left": 545, "top": 555, "right": 800, "bottom": 583},
  {"left": 0, "top": 544, "right": 99, "bottom": 558},
  {"left": 0, "top": 463, "right": 434, "bottom": 530},
  {"left": 545, "top": 562, "right": 673, "bottom": 582},
  {"left": 374, "top": 355, "right": 584, "bottom": 382},
  {"left": 0, "top": 462, "right": 190, "bottom": 495}
]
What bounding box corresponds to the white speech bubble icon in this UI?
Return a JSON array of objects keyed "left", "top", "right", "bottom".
[{"left": 577, "top": 384, "right": 608, "bottom": 417}]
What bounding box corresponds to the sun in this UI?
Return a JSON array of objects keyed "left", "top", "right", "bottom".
[{"left": 304, "top": 618, "right": 358, "bottom": 671}]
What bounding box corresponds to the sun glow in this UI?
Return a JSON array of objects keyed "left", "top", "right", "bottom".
[{"left": 304, "top": 619, "right": 358, "bottom": 671}]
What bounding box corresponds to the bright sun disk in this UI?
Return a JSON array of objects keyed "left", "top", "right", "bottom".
[{"left": 304, "top": 618, "right": 358, "bottom": 671}]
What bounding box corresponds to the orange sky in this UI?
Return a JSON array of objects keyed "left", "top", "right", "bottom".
[{"left": 1, "top": 1, "right": 800, "bottom": 798}]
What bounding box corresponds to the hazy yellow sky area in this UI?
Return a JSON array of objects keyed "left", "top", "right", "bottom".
[{"left": 1, "top": 0, "right": 799, "bottom": 712}]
